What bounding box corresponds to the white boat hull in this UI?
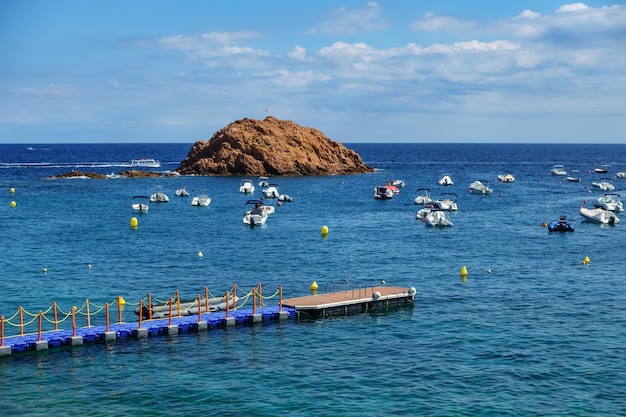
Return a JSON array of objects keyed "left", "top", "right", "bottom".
[
  {"left": 579, "top": 207, "right": 620, "bottom": 224},
  {"left": 425, "top": 210, "right": 454, "bottom": 227}
]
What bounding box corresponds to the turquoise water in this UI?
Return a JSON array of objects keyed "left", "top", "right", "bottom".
[{"left": 1, "top": 143, "right": 626, "bottom": 416}]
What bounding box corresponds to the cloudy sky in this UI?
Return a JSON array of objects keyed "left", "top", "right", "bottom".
[{"left": 1, "top": 1, "right": 625, "bottom": 144}]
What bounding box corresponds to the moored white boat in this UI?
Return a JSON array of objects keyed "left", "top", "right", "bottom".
[
  {"left": 616, "top": 171, "right": 626, "bottom": 179},
  {"left": 386, "top": 179, "right": 405, "bottom": 188},
  {"left": 150, "top": 191, "right": 169, "bottom": 203},
  {"left": 424, "top": 209, "right": 454, "bottom": 227},
  {"left": 175, "top": 188, "right": 190, "bottom": 196},
  {"left": 566, "top": 169, "right": 582, "bottom": 183},
  {"left": 191, "top": 193, "right": 211, "bottom": 206},
  {"left": 437, "top": 174, "right": 454, "bottom": 186},
  {"left": 594, "top": 164, "right": 610, "bottom": 174},
  {"left": 579, "top": 206, "right": 619, "bottom": 224},
  {"left": 239, "top": 179, "right": 255, "bottom": 194},
  {"left": 262, "top": 184, "right": 279, "bottom": 198},
  {"left": 497, "top": 173, "right": 515, "bottom": 183},
  {"left": 258, "top": 176, "right": 270, "bottom": 187},
  {"left": 431, "top": 192, "right": 458, "bottom": 211},
  {"left": 374, "top": 185, "right": 394, "bottom": 199},
  {"left": 595, "top": 193, "right": 623, "bottom": 212},
  {"left": 551, "top": 164, "right": 567, "bottom": 176},
  {"left": 132, "top": 195, "right": 150, "bottom": 212},
  {"left": 243, "top": 199, "right": 268, "bottom": 226},
  {"left": 468, "top": 179, "right": 493, "bottom": 195},
  {"left": 414, "top": 188, "right": 432, "bottom": 205},
  {"left": 591, "top": 178, "right": 615, "bottom": 191}
]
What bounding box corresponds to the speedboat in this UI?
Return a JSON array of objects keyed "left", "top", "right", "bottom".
[
  {"left": 278, "top": 194, "right": 292, "bottom": 202},
  {"left": 579, "top": 206, "right": 620, "bottom": 224},
  {"left": 551, "top": 164, "right": 567, "bottom": 176},
  {"left": 150, "top": 192, "right": 169, "bottom": 203},
  {"left": 431, "top": 193, "right": 458, "bottom": 211},
  {"left": 616, "top": 171, "right": 626, "bottom": 179},
  {"left": 591, "top": 178, "right": 615, "bottom": 191},
  {"left": 437, "top": 174, "right": 454, "bottom": 186},
  {"left": 414, "top": 188, "right": 432, "bottom": 205},
  {"left": 386, "top": 179, "right": 405, "bottom": 188},
  {"left": 258, "top": 176, "right": 270, "bottom": 187},
  {"left": 497, "top": 173, "right": 515, "bottom": 183},
  {"left": 239, "top": 179, "right": 255, "bottom": 194},
  {"left": 595, "top": 193, "right": 623, "bottom": 212},
  {"left": 594, "top": 164, "right": 610, "bottom": 174},
  {"left": 132, "top": 195, "right": 150, "bottom": 212},
  {"left": 191, "top": 193, "right": 211, "bottom": 206},
  {"left": 262, "top": 183, "right": 279, "bottom": 198},
  {"left": 131, "top": 158, "right": 161, "bottom": 168},
  {"left": 424, "top": 209, "right": 454, "bottom": 227},
  {"left": 383, "top": 184, "right": 400, "bottom": 195},
  {"left": 175, "top": 188, "right": 190, "bottom": 196},
  {"left": 548, "top": 216, "right": 574, "bottom": 232},
  {"left": 374, "top": 185, "right": 394, "bottom": 199},
  {"left": 468, "top": 179, "right": 493, "bottom": 195},
  {"left": 566, "top": 169, "right": 582, "bottom": 183},
  {"left": 243, "top": 199, "right": 268, "bottom": 226}
]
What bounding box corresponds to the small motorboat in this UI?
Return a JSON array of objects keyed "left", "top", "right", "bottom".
[
  {"left": 262, "top": 184, "right": 279, "bottom": 198},
  {"left": 594, "top": 164, "right": 610, "bottom": 174},
  {"left": 548, "top": 216, "right": 574, "bottom": 232},
  {"left": 374, "top": 185, "right": 394, "bottom": 199},
  {"left": 431, "top": 193, "right": 458, "bottom": 211},
  {"left": 551, "top": 164, "right": 567, "bottom": 176},
  {"left": 386, "top": 179, "right": 405, "bottom": 188},
  {"left": 175, "top": 188, "right": 190, "bottom": 196},
  {"left": 595, "top": 193, "right": 623, "bottom": 212},
  {"left": 591, "top": 178, "right": 615, "bottom": 191},
  {"left": 424, "top": 209, "right": 454, "bottom": 227},
  {"left": 150, "top": 192, "right": 169, "bottom": 203},
  {"left": 191, "top": 193, "right": 211, "bottom": 206},
  {"left": 616, "top": 171, "right": 626, "bottom": 179},
  {"left": 131, "top": 158, "right": 161, "bottom": 168},
  {"left": 414, "top": 188, "right": 432, "bottom": 205},
  {"left": 566, "top": 169, "right": 582, "bottom": 183},
  {"left": 258, "top": 176, "right": 270, "bottom": 187},
  {"left": 497, "top": 173, "right": 515, "bottom": 183},
  {"left": 437, "top": 174, "right": 454, "bottom": 186},
  {"left": 383, "top": 184, "right": 399, "bottom": 195},
  {"left": 243, "top": 199, "right": 268, "bottom": 226},
  {"left": 278, "top": 194, "right": 292, "bottom": 202},
  {"left": 239, "top": 179, "right": 255, "bottom": 194},
  {"left": 580, "top": 206, "right": 620, "bottom": 224},
  {"left": 468, "top": 179, "right": 493, "bottom": 195},
  {"left": 131, "top": 195, "right": 150, "bottom": 212}
]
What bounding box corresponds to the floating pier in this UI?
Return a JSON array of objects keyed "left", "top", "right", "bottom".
[
  {"left": 283, "top": 286, "right": 416, "bottom": 318},
  {"left": 1, "top": 284, "right": 416, "bottom": 357}
]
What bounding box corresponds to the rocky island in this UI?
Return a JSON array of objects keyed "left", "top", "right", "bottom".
[{"left": 176, "top": 116, "right": 374, "bottom": 176}]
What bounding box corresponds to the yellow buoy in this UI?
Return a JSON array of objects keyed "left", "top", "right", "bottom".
[
  {"left": 310, "top": 281, "right": 319, "bottom": 291},
  {"left": 460, "top": 265, "right": 468, "bottom": 276},
  {"left": 10, "top": 187, "right": 15, "bottom": 194},
  {"left": 197, "top": 251, "right": 203, "bottom": 257},
  {"left": 118, "top": 296, "right": 126, "bottom": 306},
  {"left": 130, "top": 217, "right": 138, "bottom": 228},
  {"left": 582, "top": 256, "right": 590, "bottom": 265},
  {"left": 321, "top": 225, "right": 329, "bottom": 236},
  {"left": 10, "top": 201, "right": 16, "bottom": 208}
]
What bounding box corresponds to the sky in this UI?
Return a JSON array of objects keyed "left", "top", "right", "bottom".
[{"left": 1, "top": 1, "right": 625, "bottom": 144}]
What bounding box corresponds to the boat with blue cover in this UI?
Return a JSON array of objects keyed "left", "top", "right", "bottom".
[{"left": 548, "top": 216, "right": 574, "bottom": 232}]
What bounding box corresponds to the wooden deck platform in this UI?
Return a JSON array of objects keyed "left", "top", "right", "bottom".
[{"left": 282, "top": 286, "right": 416, "bottom": 318}]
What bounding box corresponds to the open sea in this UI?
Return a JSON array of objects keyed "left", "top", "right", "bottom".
[{"left": 1, "top": 142, "right": 626, "bottom": 416}]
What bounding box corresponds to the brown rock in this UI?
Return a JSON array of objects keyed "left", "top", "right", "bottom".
[
  {"left": 48, "top": 171, "right": 108, "bottom": 179},
  {"left": 176, "top": 116, "right": 374, "bottom": 176}
]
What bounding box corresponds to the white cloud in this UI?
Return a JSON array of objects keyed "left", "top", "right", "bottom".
[
  {"left": 557, "top": 3, "right": 590, "bottom": 12},
  {"left": 289, "top": 45, "right": 307, "bottom": 62},
  {"left": 309, "top": 2, "right": 390, "bottom": 35}
]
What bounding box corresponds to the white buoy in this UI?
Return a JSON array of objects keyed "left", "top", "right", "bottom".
[{"left": 197, "top": 251, "right": 203, "bottom": 257}]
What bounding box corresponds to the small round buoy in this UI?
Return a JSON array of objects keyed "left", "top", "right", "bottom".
[
  {"left": 487, "top": 269, "right": 492, "bottom": 274},
  {"left": 321, "top": 225, "right": 329, "bottom": 236},
  {"left": 499, "top": 193, "right": 503, "bottom": 197},
  {"left": 42, "top": 267, "right": 47, "bottom": 273},
  {"left": 541, "top": 222, "right": 547, "bottom": 227},
  {"left": 583, "top": 200, "right": 587, "bottom": 204},
  {"left": 10, "top": 187, "right": 15, "bottom": 194},
  {"left": 381, "top": 279, "right": 386, "bottom": 285},
  {"left": 87, "top": 264, "right": 92, "bottom": 269},
  {"left": 10, "top": 201, "right": 16, "bottom": 208},
  {"left": 460, "top": 265, "right": 468, "bottom": 276},
  {"left": 197, "top": 251, "right": 203, "bottom": 257},
  {"left": 277, "top": 201, "right": 282, "bottom": 206},
  {"left": 409, "top": 287, "right": 417, "bottom": 296},
  {"left": 130, "top": 217, "right": 138, "bottom": 228},
  {"left": 582, "top": 256, "right": 590, "bottom": 265},
  {"left": 310, "top": 281, "right": 319, "bottom": 291},
  {"left": 373, "top": 291, "right": 381, "bottom": 300}
]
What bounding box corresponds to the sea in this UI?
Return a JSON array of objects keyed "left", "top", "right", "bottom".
[{"left": 1, "top": 142, "right": 625, "bottom": 416}]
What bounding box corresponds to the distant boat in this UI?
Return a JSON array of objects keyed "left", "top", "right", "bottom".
[
  {"left": 551, "top": 164, "right": 567, "bottom": 176},
  {"left": 594, "top": 164, "right": 610, "bottom": 174},
  {"left": 131, "top": 158, "right": 161, "bottom": 168}
]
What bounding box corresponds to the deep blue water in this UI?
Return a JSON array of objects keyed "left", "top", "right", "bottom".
[{"left": 1, "top": 143, "right": 626, "bottom": 416}]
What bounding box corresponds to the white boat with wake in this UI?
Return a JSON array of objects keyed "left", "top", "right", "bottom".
[{"left": 131, "top": 158, "right": 161, "bottom": 168}]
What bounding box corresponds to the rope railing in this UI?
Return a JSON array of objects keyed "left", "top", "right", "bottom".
[{"left": 0, "top": 283, "right": 285, "bottom": 341}]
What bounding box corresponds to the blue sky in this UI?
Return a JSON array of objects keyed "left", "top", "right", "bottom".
[{"left": 1, "top": 1, "right": 625, "bottom": 144}]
